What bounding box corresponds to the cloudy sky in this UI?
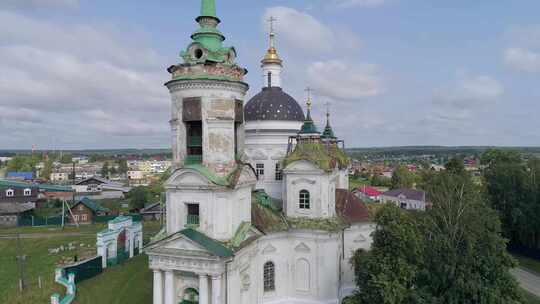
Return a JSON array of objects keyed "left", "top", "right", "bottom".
[{"left": 1, "top": 0, "right": 539, "bottom": 149}]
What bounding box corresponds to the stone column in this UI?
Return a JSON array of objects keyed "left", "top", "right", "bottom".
[
  {"left": 153, "top": 270, "right": 163, "bottom": 304},
  {"left": 211, "top": 274, "right": 222, "bottom": 304},
  {"left": 164, "top": 270, "right": 175, "bottom": 304},
  {"left": 199, "top": 274, "right": 209, "bottom": 304},
  {"left": 101, "top": 245, "right": 108, "bottom": 268},
  {"left": 129, "top": 235, "right": 134, "bottom": 258}
]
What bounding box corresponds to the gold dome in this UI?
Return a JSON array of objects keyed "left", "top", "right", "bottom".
[{"left": 262, "top": 46, "right": 282, "bottom": 65}]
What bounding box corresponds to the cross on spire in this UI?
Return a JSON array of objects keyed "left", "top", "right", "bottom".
[
  {"left": 304, "top": 87, "right": 315, "bottom": 120},
  {"left": 325, "top": 101, "right": 331, "bottom": 119},
  {"left": 267, "top": 16, "right": 277, "bottom": 48},
  {"left": 267, "top": 16, "right": 277, "bottom": 34}
]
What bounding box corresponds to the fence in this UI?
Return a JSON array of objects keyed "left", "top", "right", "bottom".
[
  {"left": 63, "top": 256, "right": 103, "bottom": 284},
  {"left": 18, "top": 215, "right": 64, "bottom": 227},
  {"left": 17, "top": 214, "right": 142, "bottom": 227}
]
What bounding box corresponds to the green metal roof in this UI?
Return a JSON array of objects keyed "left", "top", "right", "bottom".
[
  {"left": 108, "top": 215, "right": 131, "bottom": 224},
  {"left": 76, "top": 197, "right": 110, "bottom": 213},
  {"left": 0, "top": 180, "right": 35, "bottom": 189},
  {"left": 298, "top": 108, "right": 319, "bottom": 135},
  {"left": 0, "top": 180, "right": 73, "bottom": 192},
  {"left": 183, "top": 163, "right": 230, "bottom": 186},
  {"left": 180, "top": 228, "right": 234, "bottom": 258}
]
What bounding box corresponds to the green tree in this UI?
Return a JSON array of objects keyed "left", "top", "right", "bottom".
[
  {"left": 109, "top": 166, "right": 118, "bottom": 176},
  {"left": 60, "top": 153, "right": 73, "bottom": 164},
  {"left": 41, "top": 159, "right": 53, "bottom": 181},
  {"left": 7, "top": 155, "right": 36, "bottom": 172},
  {"left": 127, "top": 186, "right": 151, "bottom": 210},
  {"left": 101, "top": 162, "right": 110, "bottom": 178},
  {"left": 351, "top": 171, "right": 522, "bottom": 304},
  {"left": 482, "top": 149, "right": 540, "bottom": 250},
  {"left": 351, "top": 205, "right": 424, "bottom": 304},
  {"left": 370, "top": 174, "right": 392, "bottom": 187},
  {"left": 444, "top": 156, "right": 466, "bottom": 176},
  {"left": 391, "top": 165, "right": 414, "bottom": 189},
  {"left": 117, "top": 159, "right": 128, "bottom": 175}
]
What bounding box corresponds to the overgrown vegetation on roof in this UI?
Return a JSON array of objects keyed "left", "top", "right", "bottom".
[
  {"left": 286, "top": 216, "right": 348, "bottom": 232},
  {"left": 183, "top": 162, "right": 248, "bottom": 188},
  {"left": 282, "top": 141, "right": 350, "bottom": 171}
]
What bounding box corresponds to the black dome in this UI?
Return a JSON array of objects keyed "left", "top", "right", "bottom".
[{"left": 244, "top": 87, "right": 305, "bottom": 122}]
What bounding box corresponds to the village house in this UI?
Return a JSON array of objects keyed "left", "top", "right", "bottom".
[
  {"left": 50, "top": 170, "right": 70, "bottom": 182},
  {"left": 352, "top": 186, "right": 382, "bottom": 202},
  {"left": 69, "top": 197, "right": 110, "bottom": 224},
  {"left": 380, "top": 188, "right": 427, "bottom": 211},
  {"left": 73, "top": 177, "right": 130, "bottom": 200},
  {"left": 139, "top": 202, "right": 164, "bottom": 221},
  {"left": 0, "top": 180, "right": 38, "bottom": 226}
]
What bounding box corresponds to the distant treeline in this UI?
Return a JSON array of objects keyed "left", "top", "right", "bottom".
[
  {"left": 346, "top": 146, "right": 540, "bottom": 159},
  {"left": 0, "top": 149, "right": 173, "bottom": 158}
]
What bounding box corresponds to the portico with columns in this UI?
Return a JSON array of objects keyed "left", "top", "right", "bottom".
[{"left": 146, "top": 229, "right": 232, "bottom": 304}]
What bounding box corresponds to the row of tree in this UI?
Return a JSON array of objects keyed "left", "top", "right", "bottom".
[
  {"left": 101, "top": 160, "right": 129, "bottom": 178},
  {"left": 349, "top": 158, "right": 523, "bottom": 303},
  {"left": 482, "top": 150, "right": 540, "bottom": 251}
]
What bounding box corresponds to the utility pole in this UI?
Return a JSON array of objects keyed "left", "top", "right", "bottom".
[{"left": 16, "top": 233, "right": 25, "bottom": 292}]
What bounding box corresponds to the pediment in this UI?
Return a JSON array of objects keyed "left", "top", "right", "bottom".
[
  {"left": 146, "top": 233, "right": 212, "bottom": 256},
  {"left": 294, "top": 242, "right": 311, "bottom": 253},
  {"left": 262, "top": 244, "right": 277, "bottom": 254}
]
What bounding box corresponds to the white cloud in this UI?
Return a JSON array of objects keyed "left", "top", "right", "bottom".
[
  {"left": 263, "top": 7, "right": 361, "bottom": 56},
  {"left": 433, "top": 74, "right": 504, "bottom": 108},
  {"left": 0, "top": 11, "right": 170, "bottom": 149},
  {"left": 333, "top": 0, "right": 389, "bottom": 8},
  {"left": 504, "top": 48, "right": 540, "bottom": 72},
  {"left": 0, "top": 0, "right": 79, "bottom": 9},
  {"left": 307, "top": 60, "right": 383, "bottom": 100},
  {"left": 503, "top": 25, "right": 540, "bottom": 73}
]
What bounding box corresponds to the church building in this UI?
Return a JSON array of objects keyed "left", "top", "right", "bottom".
[{"left": 145, "top": 1, "right": 374, "bottom": 304}]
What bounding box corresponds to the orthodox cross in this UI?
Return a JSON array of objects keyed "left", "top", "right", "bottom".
[
  {"left": 325, "top": 101, "right": 331, "bottom": 118},
  {"left": 305, "top": 87, "right": 314, "bottom": 110},
  {"left": 267, "top": 16, "right": 277, "bottom": 34},
  {"left": 267, "top": 16, "right": 277, "bottom": 48}
]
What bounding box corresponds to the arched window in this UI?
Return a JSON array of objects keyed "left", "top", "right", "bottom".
[
  {"left": 299, "top": 190, "right": 310, "bottom": 209},
  {"left": 263, "top": 261, "right": 275, "bottom": 292}
]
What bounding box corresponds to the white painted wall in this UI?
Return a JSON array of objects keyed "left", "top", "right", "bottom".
[
  {"left": 165, "top": 168, "right": 255, "bottom": 241},
  {"left": 244, "top": 120, "right": 302, "bottom": 200},
  {"left": 283, "top": 160, "right": 338, "bottom": 219}
]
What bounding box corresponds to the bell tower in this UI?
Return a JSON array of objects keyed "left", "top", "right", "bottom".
[{"left": 167, "top": 0, "right": 249, "bottom": 177}]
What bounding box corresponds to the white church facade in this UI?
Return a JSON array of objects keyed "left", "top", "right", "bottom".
[{"left": 145, "top": 1, "right": 375, "bottom": 303}]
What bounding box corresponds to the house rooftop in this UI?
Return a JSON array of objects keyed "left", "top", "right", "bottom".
[{"left": 382, "top": 188, "right": 425, "bottom": 201}]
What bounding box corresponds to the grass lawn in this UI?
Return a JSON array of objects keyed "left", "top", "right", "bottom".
[
  {"left": 76, "top": 254, "right": 152, "bottom": 304},
  {"left": 522, "top": 289, "right": 540, "bottom": 304},
  {"left": 0, "top": 221, "right": 162, "bottom": 303},
  {"left": 514, "top": 254, "right": 540, "bottom": 274},
  {"left": 0, "top": 234, "right": 96, "bottom": 303},
  {"left": 349, "top": 177, "right": 369, "bottom": 191}
]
